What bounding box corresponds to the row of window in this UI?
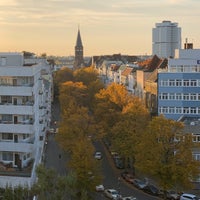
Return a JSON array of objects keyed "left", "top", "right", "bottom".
[
  {"left": 159, "top": 93, "right": 200, "bottom": 101},
  {"left": 169, "top": 65, "right": 200, "bottom": 73},
  {"left": 159, "top": 107, "right": 200, "bottom": 114},
  {"left": 159, "top": 79, "right": 199, "bottom": 87},
  {"left": 0, "top": 133, "right": 30, "bottom": 140}
]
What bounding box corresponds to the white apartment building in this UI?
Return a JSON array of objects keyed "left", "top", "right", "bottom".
[
  {"left": 0, "top": 52, "right": 52, "bottom": 187},
  {"left": 152, "top": 20, "right": 181, "bottom": 58}
]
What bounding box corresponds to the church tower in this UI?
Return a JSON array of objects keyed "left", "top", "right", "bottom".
[{"left": 74, "top": 28, "right": 84, "bottom": 69}]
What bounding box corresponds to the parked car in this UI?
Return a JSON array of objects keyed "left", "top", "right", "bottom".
[
  {"left": 122, "top": 196, "right": 137, "bottom": 200},
  {"left": 165, "top": 190, "right": 180, "bottom": 200},
  {"left": 132, "top": 178, "right": 147, "bottom": 190},
  {"left": 180, "top": 193, "right": 199, "bottom": 200},
  {"left": 94, "top": 151, "right": 102, "bottom": 160},
  {"left": 114, "top": 156, "right": 125, "bottom": 169},
  {"left": 120, "top": 171, "right": 134, "bottom": 183},
  {"left": 104, "top": 189, "right": 121, "bottom": 199},
  {"left": 95, "top": 184, "right": 104, "bottom": 192},
  {"left": 142, "top": 184, "right": 159, "bottom": 196}
]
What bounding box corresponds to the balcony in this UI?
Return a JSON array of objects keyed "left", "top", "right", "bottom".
[
  {"left": 0, "top": 159, "right": 33, "bottom": 177},
  {"left": 0, "top": 104, "right": 33, "bottom": 115},
  {"left": 0, "top": 86, "right": 33, "bottom": 96},
  {"left": 0, "top": 141, "right": 34, "bottom": 152},
  {"left": 0, "top": 123, "right": 34, "bottom": 134}
]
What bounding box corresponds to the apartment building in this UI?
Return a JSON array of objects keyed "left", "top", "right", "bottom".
[
  {"left": 0, "top": 52, "right": 52, "bottom": 187},
  {"left": 158, "top": 49, "right": 200, "bottom": 121}
]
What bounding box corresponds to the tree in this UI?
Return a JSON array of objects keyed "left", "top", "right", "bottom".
[
  {"left": 32, "top": 164, "right": 78, "bottom": 200},
  {"left": 53, "top": 67, "right": 74, "bottom": 97},
  {"left": 94, "top": 83, "right": 130, "bottom": 138},
  {"left": 111, "top": 97, "right": 150, "bottom": 170},
  {"left": 135, "top": 115, "right": 200, "bottom": 191},
  {"left": 73, "top": 66, "right": 99, "bottom": 87}
]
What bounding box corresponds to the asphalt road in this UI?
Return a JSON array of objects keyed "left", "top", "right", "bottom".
[{"left": 94, "top": 140, "right": 161, "bottom": 200}]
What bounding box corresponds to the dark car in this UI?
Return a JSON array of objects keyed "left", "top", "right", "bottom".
[
  {"left": 121, "top": 171, "right": 134, "bottom": 183},
  {"left": 132, "top": 178, "right": 147, "bottom": 189},
  {"left": 114, "top": 156, "right": 125, "bottom": 169},
  {"left": 142, "top": 184, "right": 159, "bottom": 196}
]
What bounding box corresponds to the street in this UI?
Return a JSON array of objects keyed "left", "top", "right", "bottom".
[{"left": 44, "top": 99, "right": 161, "bottom": 199}]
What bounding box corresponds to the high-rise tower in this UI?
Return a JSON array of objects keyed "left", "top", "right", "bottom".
[
  {"left": 152, "top": 20, "right": 181, "bottom": 58},
  {"left": 74, "top": 28, "right": 84, "bottom": 69}
]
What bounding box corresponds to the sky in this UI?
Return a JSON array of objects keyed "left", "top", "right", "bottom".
[{"left": 0, "top": 0, "right": 199, "bottom": 57}]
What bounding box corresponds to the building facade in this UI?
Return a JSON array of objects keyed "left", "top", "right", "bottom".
[
  {"left": 0, "top": 52, "right": 52, "bottom": 187},
  {"left": 152, "top": 20, "right": 181, "bottom": 58},
  {"left": 158, "top": 49, "right": 200, "bottom": 121}
]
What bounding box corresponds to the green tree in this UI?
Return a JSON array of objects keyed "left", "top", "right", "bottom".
[
  {"left": 32, "top": 164, "right": 78, "bottom": 200},
  {"left": 135, "top": 115, "right": 200, "bottom": 191}
]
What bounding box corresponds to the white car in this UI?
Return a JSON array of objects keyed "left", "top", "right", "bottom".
[
  {"left": 180, "top": 193, "right": 199, "bottom": 200},
  {"left": 122, "top": 196, "right": 137, "bottom": 200},
  {"left": 104, "top": 189, "right": 121, "bottom": 199},
  {"left": 95, "top": 184, "right": 104, "bottom": 192},
  {"left": 94, "top": 151, "right": 102, "bottom": 160}
]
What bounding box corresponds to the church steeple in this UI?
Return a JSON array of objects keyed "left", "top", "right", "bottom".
[{"left": 74, "top": 27, "right": 84, "bottom": 69}]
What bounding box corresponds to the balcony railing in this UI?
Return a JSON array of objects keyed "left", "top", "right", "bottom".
[
  {"left": 0, "top": 101, "right": 34, "bottom": 106},
  {"left": 0, "top": 83, "right": 34, "bottom": 87},
  {"left": 0, "top": 120, "right": 34, "bottom": 125},
  {"left": 0, "top": 160, "right": 33, "bottom": 177}
]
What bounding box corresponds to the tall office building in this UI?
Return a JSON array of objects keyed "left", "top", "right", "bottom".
[
  {"left": 152, "top": 20, "right": 181, "bottom": 58},
  {"left": 74, "top": 28, "right": 84, "bottom": 69},
  {"left": 158, "top": 48, "right": 200, "bottom": 121},
  {"left": 0, "top": 52, "right": 52, "bottom": 187}
]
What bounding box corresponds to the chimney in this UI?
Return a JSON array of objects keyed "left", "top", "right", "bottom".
[{"left": 184, "top": 38, "right": 193, "bottom": 49}]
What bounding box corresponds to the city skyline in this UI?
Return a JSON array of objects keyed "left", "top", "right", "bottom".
[{"left": 0, "top": 0, "right": 199, "bottom": 57}]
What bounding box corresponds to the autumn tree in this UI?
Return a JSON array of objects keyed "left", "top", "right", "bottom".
[
  {"left": 73, "top": 66, "right": 99, "bottom": 87},
  {"left": 94, "top": 83, "right": 131, "bottom": 138},
  {"left": 111, "top": 97, "right": 150, "bottom": 170},
  {"left": 53, "top": 67, "right": 74, "bottom": 97},
  {"left": 135, "top": 115, "right": 200, "bottom": 192}
]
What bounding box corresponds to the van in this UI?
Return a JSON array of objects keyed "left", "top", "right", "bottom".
[{"left": 180, "top": 193, "right": 199, "bottom": 200}]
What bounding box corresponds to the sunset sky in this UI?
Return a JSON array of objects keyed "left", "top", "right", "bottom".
[{"left": 0, "top": 0, "right": 199, "bottom": 56}]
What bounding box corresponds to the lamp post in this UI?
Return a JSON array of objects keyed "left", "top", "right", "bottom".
[{"left": 118, "top": 177, "right": 121, "bottom": 198}]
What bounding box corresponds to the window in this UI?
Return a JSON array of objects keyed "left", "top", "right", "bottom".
[
  {"left": 183, "top": 107, "right": 189, "bottom": 114},
  {"left": 2, "top": 115, "right": 12, "bottom": 122},
  {"left": 176, "top": 93, "right": 182, "bottom": 100},
  {"left": 183, "top": 80, "right": 190, "bottom": 86},
  {"left": 2, "top": 133, "right": 13, "bottom": 140},
  {"left": 160, "top": 80, "right": 168, "bottom": 86},
  {"left": 190, "top": 94, "right": 197, "bottom": 101},
  {"left": 169, "top": 80, "right": 175, "bottom": 86},
  {"left": 2, "top": 152, "right": 13, "bottom": 161},
  {"left": 169, "top": 107, "right": 175, "bottom": 113},
  {"left": 169, "top": 93, "right": 175, "bottom": 100},
  {"left": 0, "top": 57, "right": 6, "bottom": 66},
  {"left": 162, "top": 93, "right": 168, "bottom": 100},
  {"left": 191, "top": 107, "right": 197, "bottom": 114},
  {"left": 183, "top": 94, "right": 189, "bottom": 100},
  {"left": 1, "top": 96, "right": 12, "bottom": 104},
  {"left": 175, "top": 107, "right": 182, "bottom": 114},
  {"left": 191, "top": 80, "right": 197, "bottom": 87},
  {"left": 176, "top": 79, "right": 182, "bottom": 86}
]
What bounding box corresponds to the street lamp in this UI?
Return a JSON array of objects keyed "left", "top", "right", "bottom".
[{"left": 118, "top": 177, "right": 121, "bottom": 197}]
